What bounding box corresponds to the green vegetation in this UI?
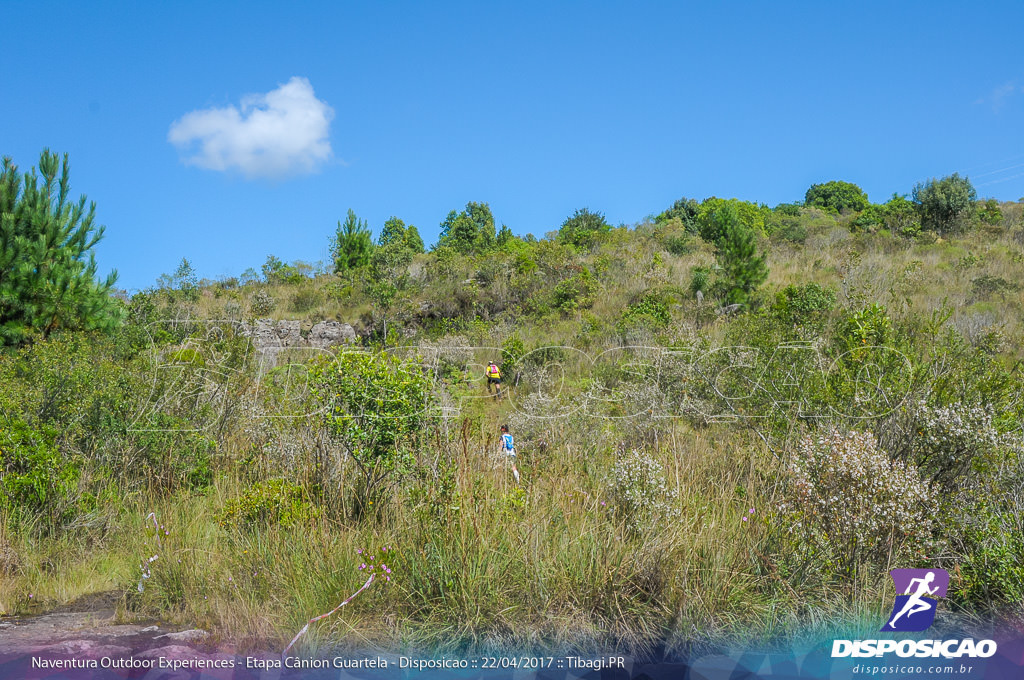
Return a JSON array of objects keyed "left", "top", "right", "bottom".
[
  {"left": 2, "top": 152, "right": 1022, "bottom": 658},
  {"left": 557, "top": 207, "right": 611, "bottom": 250},
  {"left": 913, "top": 173, "right": 978, "bottom": 235},
  {"left": 804, "top": 180, "right": 870, "bottom": 213},
  {"left": 333, "top": 209, "right": 373, "bottom": 273}
]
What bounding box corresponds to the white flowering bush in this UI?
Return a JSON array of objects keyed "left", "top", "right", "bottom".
[
  {"left": 609, "top": 448, "right": 680, "bottom": 535},
  {"left": 249, "top": 290, "right": 276, "bottom": 316},
  {"left": 907, "top": 400, "right": 1000, "bottom": 487},
  {"left": 781, "top": 429, "right": 937, "bottom": 579}
]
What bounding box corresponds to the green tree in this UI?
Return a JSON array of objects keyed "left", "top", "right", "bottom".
[
  {"left": 714, "top": 205, "right": 768, "bottom": 305},
  {"left": 436, "top": 202, "right": 497, "bottom": 254},
  {"left": 557, "top": 208, "right": 611, "bottom": 250},
  {"left": 804, "top": 180, "right": 869, "bottom": 212},
  {"left": 309, "top": 350, "right": 431, "bottom": 514},
  {"left": 332, "top": 209, "right": 373, "bottom": 273},
  {"left": 378, "top": 216, "right": 407, "bottom": 246},
  {"left": 655, "top": 196, "right": 700, "bottom": 232},
  {"left": 404, "top": 225, "right": 424, "bottom": 253},
  {"left": 0, "top": 149, "right": 122, "bottom": 346},
  {"left": 496, "top": 224, "right": 514, "bottom": 247},
  {"left": 913, "top": 173, "right": 977, "bottom": 235},
  {"left": 465, "top": 201, "right": 496, "bottom": 250},
  {"left": 696, "top": 197, "right": 772, "bottom": 243}
]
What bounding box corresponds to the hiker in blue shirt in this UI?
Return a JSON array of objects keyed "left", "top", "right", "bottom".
[{"left": 500, "top": 425, "right": 520, "bottom": 484}]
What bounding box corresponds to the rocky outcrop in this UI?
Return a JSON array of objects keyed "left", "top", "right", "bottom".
[
  {"left": 308, "top": 321, "right": 357, "bottom": 348},
  {"left": 239, "top": 319, "right": 355, "bottom": 350}
]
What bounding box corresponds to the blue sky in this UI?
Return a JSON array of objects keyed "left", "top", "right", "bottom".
[{"left": 3, "top": 1, "right": 1023, "bottom": 291}]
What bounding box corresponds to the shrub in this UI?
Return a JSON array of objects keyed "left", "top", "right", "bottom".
[
  {"left": 689, "top": 266, "right": 711, "bottom": 297},
  {"left": 309, "top": 350, "right": 432, "bottom": 514},
  {"left": 776, "top": 222, "right": 808, "bottom": 244},
  {"left": 781, "top": 430, "right": 938, "bottom": 579},
  {"left": 771, "top": 283, "right": 836, "bottom": 326},
  {"left": 654, "top": 197, "right": 700, "bottom": 232},
  {"left": 0, "top": 420, "right": 80, "bottom": 529},
  {"left": 948, "top": 504, "right": 1024, "bottom": 607},
  {"left": 501, "top": 333, "right": 525, "bottom": 378},
  {"left": 904, "top": 401, "right": 1000, "bottom": 488},
  {"left": 696, "top": 197, "right": 772, "bottom": 243},
  {"left": 617, "top": 292, "right": 671, "bottom": 333},
  {"left": 913, "top": 173, "right": 977, "bottom": 235},
  {"left": 842, "top": 303, "right": 893, "bottom": 348},
  {"left": 976, "top": 198, "right": 1003, "bottom": 226},
  {"left": 131, "top": 417, "right": 215, "bottom": 494},
  {"left": 970, "top": 275, "right": 1019, "bottom": 301},
  {"left": 551, "top": 267, "right": 598, "bottom": 312},
  {"left": 773, "top": 202, "right": 802, "bottom": 217},
  {"left": 219, "top": 479, "right": 320, "bottom": 530},
  {"left": 261, "top": 255, "right": 305, "bottom": 284},
  {"left": 249, "top": 290, "right": 276, "bottom": 317},
  {"left": 663, "top": 233, "right": 696, "bottom": 255},
  {"left": 609, "top": 448, "right": 680, "bottom": 535}
]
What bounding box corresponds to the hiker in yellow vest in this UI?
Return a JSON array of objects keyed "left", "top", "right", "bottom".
[{"left": 486, "top": 361, "right": 502, "bottom": 397}]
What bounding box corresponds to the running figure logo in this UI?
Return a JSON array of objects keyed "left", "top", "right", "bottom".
[{"left": 881, "top": 568, "right": 949, "bottom": 632}]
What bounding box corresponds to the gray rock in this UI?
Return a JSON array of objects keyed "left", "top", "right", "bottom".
[
  {"left": 241, "top": 319, "right": 354, "bottom": 350},
  {"left": 155, "top": 628, "right": 209, "bottom": 642},
  {"left": 140, "top": 625, "right": 160, "bottom": 633},
  {"left": 308, "top": 321, "right": 356, "bottom": 348}
]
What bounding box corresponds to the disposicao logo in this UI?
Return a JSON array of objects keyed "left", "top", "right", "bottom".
[
  {"left": 831, "top": 568, "right": 998, "bottom": 659},
  {"left": 881, "top": 568, "right": 948, "bottom": 632}
]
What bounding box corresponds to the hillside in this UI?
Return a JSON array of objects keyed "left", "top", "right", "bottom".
[{"left": 1, "top": 195, "right": 1023, "bottom": 659}]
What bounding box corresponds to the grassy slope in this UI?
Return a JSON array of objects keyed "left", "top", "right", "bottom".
[{"left": 2, "top": 204, "right": 1023, "bottom": 657}]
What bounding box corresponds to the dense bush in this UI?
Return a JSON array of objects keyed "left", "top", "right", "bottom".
[
  {"left": 904, "top": 401, "right": 1000, "bottom": 488},
  {"left": 249, "top": 290, "right": 276, "bottom": 316},
  {"left": 617, "top": 292, "right": 671, "bottom": 333},
  {"left": 551, "top": 266, "right": 599, "bottom": 312},
  {"left": 804, "top": 180, "right": 869, "bottom": 213},
  {"left": 557, "top": 208, "right": 611, "bottom": 251},
  {"left": 0, "top": 420, "right": 80, "bottom": 529},
  {"left": 781, "top": 430, "right": 937, "bottom": 579},
  {"left": 654, "top": 197, "right": 700, "bottom": 232},
  {"left": 913, "top": 173, "right": 977, "bottom": 235},
  {"left": 131, "top": 417, "right": 216, "bottom": 494},
  {"left": 309, "top": 350, "right": 432, "bottom": 514},
  {"left": 770, "top": 283, "right": 836, "bottom": 327},
  {"left": 609, "top": 448, "right": 680, "bottom": 535}
]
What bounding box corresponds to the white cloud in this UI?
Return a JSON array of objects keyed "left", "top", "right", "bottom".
[{"left": 168, "top": 77, "right": 334, "bottom": 179}]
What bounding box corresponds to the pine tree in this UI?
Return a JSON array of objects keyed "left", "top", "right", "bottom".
[
  {"left": 0, "top": 150, "right": 122, "bottom": 346},
  {"left": 332, "top": 209, "right": 373, "bottom": 273},
  {"left": 715, "top": 205, "right": 768, "bottom": 305}
]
